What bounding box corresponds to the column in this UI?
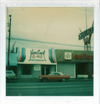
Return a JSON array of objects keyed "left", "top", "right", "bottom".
[
  {"left": 17, "top": 65, "right": 21, "bottom": 78},
  {"left": 44, "top": 66, "right": 46, "bottom": 75},
  {"left": 88, "top": 63, "right": 92, "bottom": 78}
]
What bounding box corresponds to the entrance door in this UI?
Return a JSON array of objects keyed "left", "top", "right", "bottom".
[
  {"left": 41, "top": 66, "right": 50, "bottom": 75},
  {"left": 41, "top": 67, "right": 44, "bottom": 75},
  {"left": 46, "top": 67, "right": 49, "bottom": 75},
  {"left": 76, "top": 63, "right": 88, "bottom": 78}
]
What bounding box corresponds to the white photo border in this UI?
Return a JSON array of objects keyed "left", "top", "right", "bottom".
[{"left": 0, "top": 0, "right": 100, "bottom": 104}]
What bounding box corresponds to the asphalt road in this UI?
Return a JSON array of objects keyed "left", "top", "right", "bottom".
[{"left": 6, "top": 79, "right": 93, "bottom": 96}]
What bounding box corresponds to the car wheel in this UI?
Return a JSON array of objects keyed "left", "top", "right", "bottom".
[
  {"left": 62, "top": 78, "right": 66, "bottom": 82},
  {"left": 42, "top": 78, "right": 47, "bottom": 82},
  {"left": 6, "top": 77, "right": 9, "bottom": 82}
]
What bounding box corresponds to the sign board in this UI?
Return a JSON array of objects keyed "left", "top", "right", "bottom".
[
  {"left": 74, "top": 54, "right": 93, "bottom": 59},
  {"left": 31, "top": 54, "right": 44, "bottom": 60},
  {"left": 29, "top": 49, "right": 46, "bottom": 61},
  {"left": 34, "top": 64, "right": 41, "bottom": 71},
  {"left": 64, "top": 52, "right": 72, "bottom": 60},
  {"left": 78, "top": 26, "right": 94, "bottom": 40}
]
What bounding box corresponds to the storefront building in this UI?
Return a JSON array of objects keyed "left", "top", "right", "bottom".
[
  {"left": 6, "top": 48, "right": 93, "bottom": 79},
  {"left": 56, "top": 50, "right": 93, "bottom": 78},
  {"left": 16, "top": 48, "right": 57, "bottom": 78}
]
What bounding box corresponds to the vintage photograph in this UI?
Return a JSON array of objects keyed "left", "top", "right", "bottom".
[{"left": 6, "top": 7, "right": 94, "bottom": 96}]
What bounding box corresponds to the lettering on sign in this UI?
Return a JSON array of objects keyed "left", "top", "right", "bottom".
[
  {"left": 29, "top": 49, "right": 46, "bottom": 61},
  {"left": 74, "top": 54, "right": 93, "bottom": 59},
  {"left": 78, "top": 27, "right": 94, "bottom": 40}
]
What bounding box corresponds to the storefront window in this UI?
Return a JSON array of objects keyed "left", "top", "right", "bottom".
[
  {"left": 23, "top": 65, "right": 31, "bottom": 75},
  {"left": 76, "top": 63, "right": 88, "bottom": 75}
]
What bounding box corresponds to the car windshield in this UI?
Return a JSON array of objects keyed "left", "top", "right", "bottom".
[
  {"left": 59, "top": 72, "right": 64, "bottom": 75},
  {"left": 6, "top": 72, "right": 13, "bottom": 74},
  {"left": 48, "top": 72, "right": 64, "bottom": 75},
  {"left": 48, "top": 73, "right": 52, "bottom": 75}
]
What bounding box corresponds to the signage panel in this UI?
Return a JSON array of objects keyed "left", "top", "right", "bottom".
[
  {"left": 29, "top": 49, "right": 46, "bottom": 61},
  {"left": 31, "top": 54, "right": 44, "bottom": 60},
  {"left": 74, "top": 54, "right": 93, "bottom": 59},
  {"left": 34, "top": 64, "right": 41, "bottom": 71},
  {"left": 78, "top": 26, "right": 94, "bottom": 40},
  {"left": 56, "top": 50, "right": 93, "bottom": 63},
  {"left": 64, "top": 52, "right": 72, "bottom": 60}
]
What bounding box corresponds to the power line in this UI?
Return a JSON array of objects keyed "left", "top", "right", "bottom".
[{"left": 6, "top": 37, "right": 94, "bottom": 48}]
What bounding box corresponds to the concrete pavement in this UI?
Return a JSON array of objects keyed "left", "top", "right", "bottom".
[{"left": 6, "top": 78, "right": 93, "bottom": 96}]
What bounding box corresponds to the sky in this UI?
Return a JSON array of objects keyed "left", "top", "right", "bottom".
[{"left": 6, "top": 7, "right": 94, "bottom": 51}]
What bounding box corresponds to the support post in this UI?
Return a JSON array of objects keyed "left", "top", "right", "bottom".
[
  {"left": 7, "top": 15, "right": 12, "bottom": 70},
  {"left": 88, "top": 63, "right": 92, "bottom": 78},
  {"left": 56, "top": 64, "right": 57, "bottom": 72},
  {"left": 44, "top": 66, "right": 46, "bottom": 75}
]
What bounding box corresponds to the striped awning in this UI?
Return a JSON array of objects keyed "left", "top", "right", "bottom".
[
  {"left": 17, "top": 47, "right": 57, "bottom": 64},
  {"left": 49, "top": 48, "right": 57, "bottom": 63},
  {"left": 17, "top": 47, "right": 26, "bottom": 62}
]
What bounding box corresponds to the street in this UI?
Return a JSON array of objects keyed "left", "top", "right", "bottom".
[{"left": 6, "top": 79, "right": 93, "bottom": 96}]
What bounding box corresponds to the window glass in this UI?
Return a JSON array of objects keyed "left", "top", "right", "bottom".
[
  {"left": 23, "top": 65, "right": 31, "bottom": 75},
  {"left": 52, "top": 73, "right": 58, "bottom": 75},
  {"left": 59, "top": 72, "right": 64, "bottom": 75},
  {"left": 57, "top": 73, "right": 60, "bottom": 75},
  {"left": 6, "top": 72, "right": 12, "bottom": 74}
]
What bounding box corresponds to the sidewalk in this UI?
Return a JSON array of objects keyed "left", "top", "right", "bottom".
[
  {"left": 13, "top": 78, "right": 93, "bottom": 83},
  {"left": 15, "top": 78, "right": 40, "bottom": 82},
  {"left": 69, "top": 78, "right": 93, "bottom": 81}
]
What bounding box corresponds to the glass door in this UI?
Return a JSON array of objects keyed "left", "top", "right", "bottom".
[{"left": 41, "top": 65, "right": 50, "bottom": 75}]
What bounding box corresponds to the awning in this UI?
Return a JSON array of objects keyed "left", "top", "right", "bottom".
[
  {"left": 49, "top": 48, "right": 57, "bottom": 63},
  {"left": 17, "top": 48, "right": 57, "bottom": 65},
  {"left": 6, "top": 52, "right": 17, "bottom": 66},
  {"left": 17, "top": 47, "right": 26, "bottom": 62}
]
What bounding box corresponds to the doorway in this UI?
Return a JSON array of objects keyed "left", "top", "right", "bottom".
[
  {"left": 41, "top": 65, "right": 50, "bottom": 75},
  {"left": 76, "top": 63, "right": 88, "bottom": 78}
]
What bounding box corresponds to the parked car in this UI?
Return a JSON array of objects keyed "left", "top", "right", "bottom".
[
  {"left": 6, "top": 70, "right": 17, "bottom": 82},
  {"left": 39, "top": 72, "right": 70, "bottom": 82}
]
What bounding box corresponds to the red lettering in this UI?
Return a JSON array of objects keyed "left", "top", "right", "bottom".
[
  {"left": 74, "top": 54, "right": 93, "bottom": 60},
  {"left": 90, "top": 55, "right": 93, "bottom": 59},
  {"left": 87, "top": 55, "right": 90, "bottom": 59},
  {"left": 74, "top": 55, "right": 79, "bottom": 59},
  {"left": 82, "top": 54, "right": 85, "bottom": 59}
]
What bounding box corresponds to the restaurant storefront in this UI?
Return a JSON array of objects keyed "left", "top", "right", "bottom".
[{"left": 16, "top": 48, "right": 57, "bottom": 78}]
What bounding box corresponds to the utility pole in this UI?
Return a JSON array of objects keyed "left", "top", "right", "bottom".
[{"left": 7, "top": 15, "right": 12, "bottom": 70}]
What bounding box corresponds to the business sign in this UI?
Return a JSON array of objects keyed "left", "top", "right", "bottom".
[
  {"left": 74, "top": 54, "right": 93, "bottom": 59},
  {"left": 34, "top": 64, "right": 41, "bottom": 71},
  {"left": 64, "top": 52, "right": 72, "bottom": 60},
  {"left": 78, "top": 26, "right": 94, "bottom": 40},
  {"left": 29, "top": 49, "right": 46, "bottom": 61}
]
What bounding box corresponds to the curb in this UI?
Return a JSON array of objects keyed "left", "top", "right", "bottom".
[{"left": 10, "top": 78, "right": 93, "bottom": 83}]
